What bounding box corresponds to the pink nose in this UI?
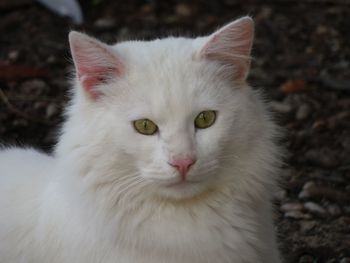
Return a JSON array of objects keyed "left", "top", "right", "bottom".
[{"left": 169, "top": 158, "right": 196, "bottom": 180}]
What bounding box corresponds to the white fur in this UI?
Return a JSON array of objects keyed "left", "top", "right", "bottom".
[{"left": 0, "top": 17, "right": 282, "bottom": 263}]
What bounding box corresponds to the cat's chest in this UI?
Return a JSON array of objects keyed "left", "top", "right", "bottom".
[
  {"left": 39, "top": 196, "right": 261, "bottom": 263},
  {"left": 105, "top": 203, "right": 259, "bottom": 263}
]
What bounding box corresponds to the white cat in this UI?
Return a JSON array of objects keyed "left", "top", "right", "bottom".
[{"left": 0, "top": 17, "right": 283, "bottom": 263}]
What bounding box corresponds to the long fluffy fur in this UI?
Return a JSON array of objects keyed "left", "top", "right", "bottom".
[{"left": 0, "top": 17, "right": 283, "bottom": 263}]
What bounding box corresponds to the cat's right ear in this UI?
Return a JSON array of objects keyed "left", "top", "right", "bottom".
[{"left": 69, "top": 31, "right": 124, "bottom": 99}]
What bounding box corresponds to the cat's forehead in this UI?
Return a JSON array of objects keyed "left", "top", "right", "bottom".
[
  {"left": 113, "top": 37, "right": 211, "bottom": 83},
  {"left": 114, "top": 37, "right": 205, "bottom": 62},
  {"left": 115, "top": 38, "right": 223, "bottom": 90},
  {"left": 112, "top": 38, "right": 225, "bottom": 117},
  {"left": 114, "top": 38, "right": 211, "bottom": 101}
]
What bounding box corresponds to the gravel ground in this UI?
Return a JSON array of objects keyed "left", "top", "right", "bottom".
[{"left": 0, "top": 0, "right": 349, "bottom": 262}]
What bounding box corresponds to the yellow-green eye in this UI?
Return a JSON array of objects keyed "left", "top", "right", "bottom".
[
  {"left": 194, "top": 111, "right": 216, "bottom": 129},
  {"left": 133, "top": 119, "right": 158, "bottom": 135}
]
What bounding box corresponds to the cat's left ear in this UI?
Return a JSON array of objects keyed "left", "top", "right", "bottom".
[
  {"left": 69, "top": 31, "right": 124, "bottom": 99},
  {"left": 200, "top": 16, "right": 254, "bottom": 81}
]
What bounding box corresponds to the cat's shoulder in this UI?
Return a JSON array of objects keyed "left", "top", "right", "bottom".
[
  {"left": 0, "top": 147, "right": 52, "bottom": 163},
  {"left": 0, "top": 147, "right": 53, "bottom": 181}
]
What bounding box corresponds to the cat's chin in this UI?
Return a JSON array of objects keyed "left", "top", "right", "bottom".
[
  {"left": 154, "top": 179, "right": 214, "bottom": 203},
  {"left": 164, "top": 179, "right": 200, "bottom": 188}
]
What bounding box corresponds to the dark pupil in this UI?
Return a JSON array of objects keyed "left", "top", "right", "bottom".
[
  {"left": 201, "top": 113, "right": 206, "bottom": 121},
  {"left": 143, "top": 120, "right": 148, "bottom": 129}
]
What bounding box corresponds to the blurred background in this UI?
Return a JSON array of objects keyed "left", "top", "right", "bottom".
[{"left": 0, "top": 0, "right": 349, "bottom": 262}]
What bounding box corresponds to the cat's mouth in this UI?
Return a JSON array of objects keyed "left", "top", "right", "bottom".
[
  {"left": 151, "top": 174, "right": 215, "bottom": 202},
  {"left": 165, "top": 179, "right": 200, "bottom": 188},
  {"left": 154, "top": 182, "right": 217, "bottom": 206}
]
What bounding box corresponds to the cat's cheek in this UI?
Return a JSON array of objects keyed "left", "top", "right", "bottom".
[
  {"left": 193, "top": 123, "right": 230, "bottom": 176},
  {"left": 125, "top": 137, "right": 164, "bottom": 177},
  {"left": 195, "top": 128, "right": 222, "bottom": 156}
]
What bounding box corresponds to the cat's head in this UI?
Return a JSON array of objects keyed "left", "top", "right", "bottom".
[{"left": 60, "top": 17, "right": 277, "bottom": 202}]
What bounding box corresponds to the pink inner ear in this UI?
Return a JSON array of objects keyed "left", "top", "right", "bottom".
[
  {"left": 77, "top": 66, "right": 117, "bottom": 99},
  {"left": 79, "top": 73, "right": 104, "bottom": 99},
  {"left": 200, "top": 17, "right": 254, "bottom": 81},
  {"left": 70, "top": 32, "right": 124, "bottom": 100}
]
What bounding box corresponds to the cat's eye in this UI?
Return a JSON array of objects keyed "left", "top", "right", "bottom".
[
  {"left": 194, "top": 111, "right": 216, "bottom": 129},
  {"left": 133, "top": 119, "right": 158, "bottom": 135}
]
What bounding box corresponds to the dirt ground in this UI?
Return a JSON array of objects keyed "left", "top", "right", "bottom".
[{"left": 0, "top": 0, "right": 349, "bottom": 262}]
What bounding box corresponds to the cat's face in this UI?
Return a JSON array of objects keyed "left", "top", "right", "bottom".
[
  {"left": 103, "top": 42, "right": 241, "bottom": 199},
  {"left": 67, "top": 17, "right": 259, "bottom": 200}
]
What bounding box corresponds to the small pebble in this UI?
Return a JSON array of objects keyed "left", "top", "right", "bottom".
[
  {"left": 303, "top": 181, "right": 316, "bottom": 191},
  {"left": 304, "top": 149, "right": 338, "bottom": 168},
  {"left": 8, "top": 50, "right": 20, "bottom": 61},
  {"left": 256, "top": 6, "right": 272, "bottom": 20},
  {"left": 12, "top": 119, "right": 28, "bottom": 127},
  {"left": 285, "top": 211, "right": 311, "bottom": 219},
  {"left": 117, "top": 27, "right": 130, "bottom": 39},
  {"left": 312, "top": 119, "right": 326, "bottom": 130},
  {"left": 309, "top": 170, "right": 345, "bottom": 184},
  {"left": 299, "top": 220, "right": 317, "bottom": 232},
  {"left": 326, "top": 111, "right": 349, "bottom": 129},
  {"left": 20, "top": 79, "right": 48, "bottom": 95},
  {"left": 51, "top": 78, "right": 68, "bottom": 89},
  {"left": 47, "top": 55, "right": 56, "bottom": 64},
  {"left": 280, "top": 202, "right": 303, "bottom": 212},
  {"left": 299, "top": 184, "right": 350, "bottom": 203},
  {"left": 94, "top": 18, "right": 116, "bottom": 29},
  {"left": 298, "top": 190, "right": 310, "bottom": 199},
  {"left": 46, "top": 103, "right": 58, "bottom": 118},
  {"left": 34, "top": 101, "right": 45, "bottom": 110},
  {"left": 299, "top": 181, "right": 315, "bottom": 199},
  {"left": 299, "top": 254, "right": 314, "bottom": 263},
  {"left": 316, "top": 25, "right": 328, "bottom": 34},
  {"left": 273, "top": 190, "right": 287, "bottom": 201},
  {"left": 340, "top": 258, "right": 350, "bottom": 263},
  {"left": 175, "top": 3, "right": 192, "bottom": 17},
  {"left": 269, "top": 101, "right": 292, "bottom": 113},
  {"left": 341, "top": 137, "right": 350, "bottom": 150},
  {"left": 296, "top": 130, "right": 308, "bottom": 138},
  {"left": 296, "top": 103, "right": 311, "bottom": 120},
  {"left": 327, "top": 204, "right": 342, "bottom": 217},
  {"left": 304, "top": 201, "right": 327, "bottom": 215},
  {"left": 140, "top": 3, "right": 154, "bottom": 14}
]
